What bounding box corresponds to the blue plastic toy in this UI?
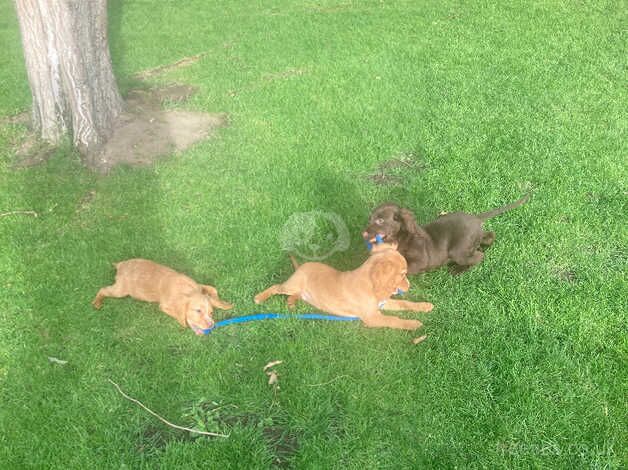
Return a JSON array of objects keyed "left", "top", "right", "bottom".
[
  {"left": 200, "top": 313, "right": 360, "bottom": 335},
  {"left": 365, "top": 233, "right": 384, "bottom": 251}
]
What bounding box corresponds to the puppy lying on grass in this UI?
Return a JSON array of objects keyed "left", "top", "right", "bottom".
[
  {"left": 92, "top": 259, "right": 233, "bottom": 335},
  {"left": 364, "top": 194, "right": 529, "bottom": 275},
  {"left": 254, "top": 244, "right": 433, "bottom": 330}
]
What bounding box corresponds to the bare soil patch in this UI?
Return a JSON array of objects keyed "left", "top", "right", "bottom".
[
  {"left": 366, "top": 152, "right": 427, "bottom": 186},
  {"left": 0, "top": 111, "right": 30, "bottom": 128},
  {"left": 12, "top": 137, "right": 56, "bottom": 168},
  {"left": 89, "top": 84, "right": 227, "bottom": 173},
  {"left": 7, "top": 83, "right": 226, "bottom": 173}
]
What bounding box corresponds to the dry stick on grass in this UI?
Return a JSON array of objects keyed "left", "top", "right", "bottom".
[
  {"left": 0, "top": 210, "right": 38, "bottom": 218},
  {"left": 108, "top": 379, "right": 229, "bottom": 438}
]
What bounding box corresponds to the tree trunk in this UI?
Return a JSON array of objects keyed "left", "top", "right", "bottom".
[{"left": 14, "top": 0, "right": 123, "bottom": 167}]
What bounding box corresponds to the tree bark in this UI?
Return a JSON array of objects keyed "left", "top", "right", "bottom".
[{"left": 14, "top": 0, "right": 123, "bottom": 166}]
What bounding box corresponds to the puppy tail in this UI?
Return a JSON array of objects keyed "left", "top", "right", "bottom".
[
  {"left": 289, "top": 254, "right": 300, "bottom": 271},
  {"left": 477, "top": 193, "right": 530, "bottom": 220}
]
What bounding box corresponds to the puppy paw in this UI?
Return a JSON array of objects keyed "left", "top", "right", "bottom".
[
  {"left": 253, "top": 295, "right": 263, "bottom": 304},
  {"left": 405, "top": 319, "right": 423, "bottom": 330},
  {"left": 417, "top": 302, "right": 433, "bottom": 313},
  {"left": 449, "top": 264, "right": 470, "bottom": 275},
  {"left": 286, "top": 294, "right": 299, "bottom": 310},
  {"left": 91, "top": 298, "right": 103, "bottom": 309}
]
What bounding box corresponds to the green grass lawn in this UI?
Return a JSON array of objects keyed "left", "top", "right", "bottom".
[{"left": 1, "top": 0, "right": 626, "bottom": 467}]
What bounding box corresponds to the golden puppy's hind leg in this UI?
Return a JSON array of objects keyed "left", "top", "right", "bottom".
[
  {"left": 254, "top": 285, "right": 282, "bottom": 304},
  {"left": 92, "top": 284, "right": 128, "bottom": 309},
  {"left": 254, "top": 282, "right": 302, "bottom": 304}
]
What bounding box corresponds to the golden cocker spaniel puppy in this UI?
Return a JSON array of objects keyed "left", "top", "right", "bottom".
[
  {"left": 254, "top": 245, "right": 432, "bottom": 330},
  {"left": 92, "top": 259, "right": 233, "bottom": 334}
]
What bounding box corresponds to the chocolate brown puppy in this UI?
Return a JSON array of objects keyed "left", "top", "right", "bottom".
[{"left": 363, "top": 194, "right": 529, "bottom": 275}]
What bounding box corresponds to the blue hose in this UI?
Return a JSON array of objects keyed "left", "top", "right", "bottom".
[{"left": 200, "top": 313, "right": 360, "bottom": 335}]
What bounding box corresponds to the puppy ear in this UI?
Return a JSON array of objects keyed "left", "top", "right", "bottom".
[
  {"left": 201, "top": 284, "right": 233, "bottom": 310},
  {"left": 209, "top": 296, "right": 233, "bottom": 310},
  {"left": 200, "top": 284, "right": 218, "bottom": 297},
  {"left": 370, "top": 260, "right": 399, "bottom": 301},
  {"left": 398, "top": 208, "right": 420, "bottom": 234}
]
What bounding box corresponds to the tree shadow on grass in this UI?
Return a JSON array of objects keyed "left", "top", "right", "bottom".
[{"left": 2, "top": 145, "right": 217, "bottom": 463}]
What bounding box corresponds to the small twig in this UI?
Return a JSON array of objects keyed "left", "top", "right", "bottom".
[
  {"left": 108, "top": 379, "right": 228, "bottom": 438},
  {"left": 0, "top": 210, "right": 38, "bottom": 218}
]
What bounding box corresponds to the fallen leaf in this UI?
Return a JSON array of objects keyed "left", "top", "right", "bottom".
[
  {"left": 48, "top": 356, "right": 68, "bottom": 365},
  {"left": 263, "top": 360, "right": 283, "bottom": 372},
  {"left": 267, "top": 371, "right": 279, "bottom": 386},
  {"left": 263, "top": 360, "right": 283, "bottom": 389},
  {"left": 412, "top": 335, "right": 427, "bottom": 345}
]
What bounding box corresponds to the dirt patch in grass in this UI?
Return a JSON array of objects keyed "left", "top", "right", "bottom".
[
  {"left": 7, "top": 83, "right": 226, "bottom": 173},
  {"left": 186, "top": 401, "right": 300, "bottom": 467},
  {"left": 366, "top": 152, "right": 427, "bottom": 186},
  {"left": 556, "top": 269, "right": 577, "bottom": 283},
  {"left": 12, "top": 138, "right": 57, "bottom": 168},
  {"left": 262, "top": 425, "right": 299, "bottom": 468},
  {"left": 75, "top": 189, "right": 96, "bottom": 214},
  {"left": 215, "top": 411, "right": 300, "bottom": 466},
  {"left": 135, "top": 424, "right": 192, "bottom": 456},
  {"left": 88, "top": 83, "right": 227, "bottom": 173},
  {"left": 0, "top": 110, "right": 30, "bottom": 128}
]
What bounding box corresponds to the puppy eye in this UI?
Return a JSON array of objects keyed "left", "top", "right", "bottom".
[{"left": 376, "top": 218, "right": 384, "bottom": 225}]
